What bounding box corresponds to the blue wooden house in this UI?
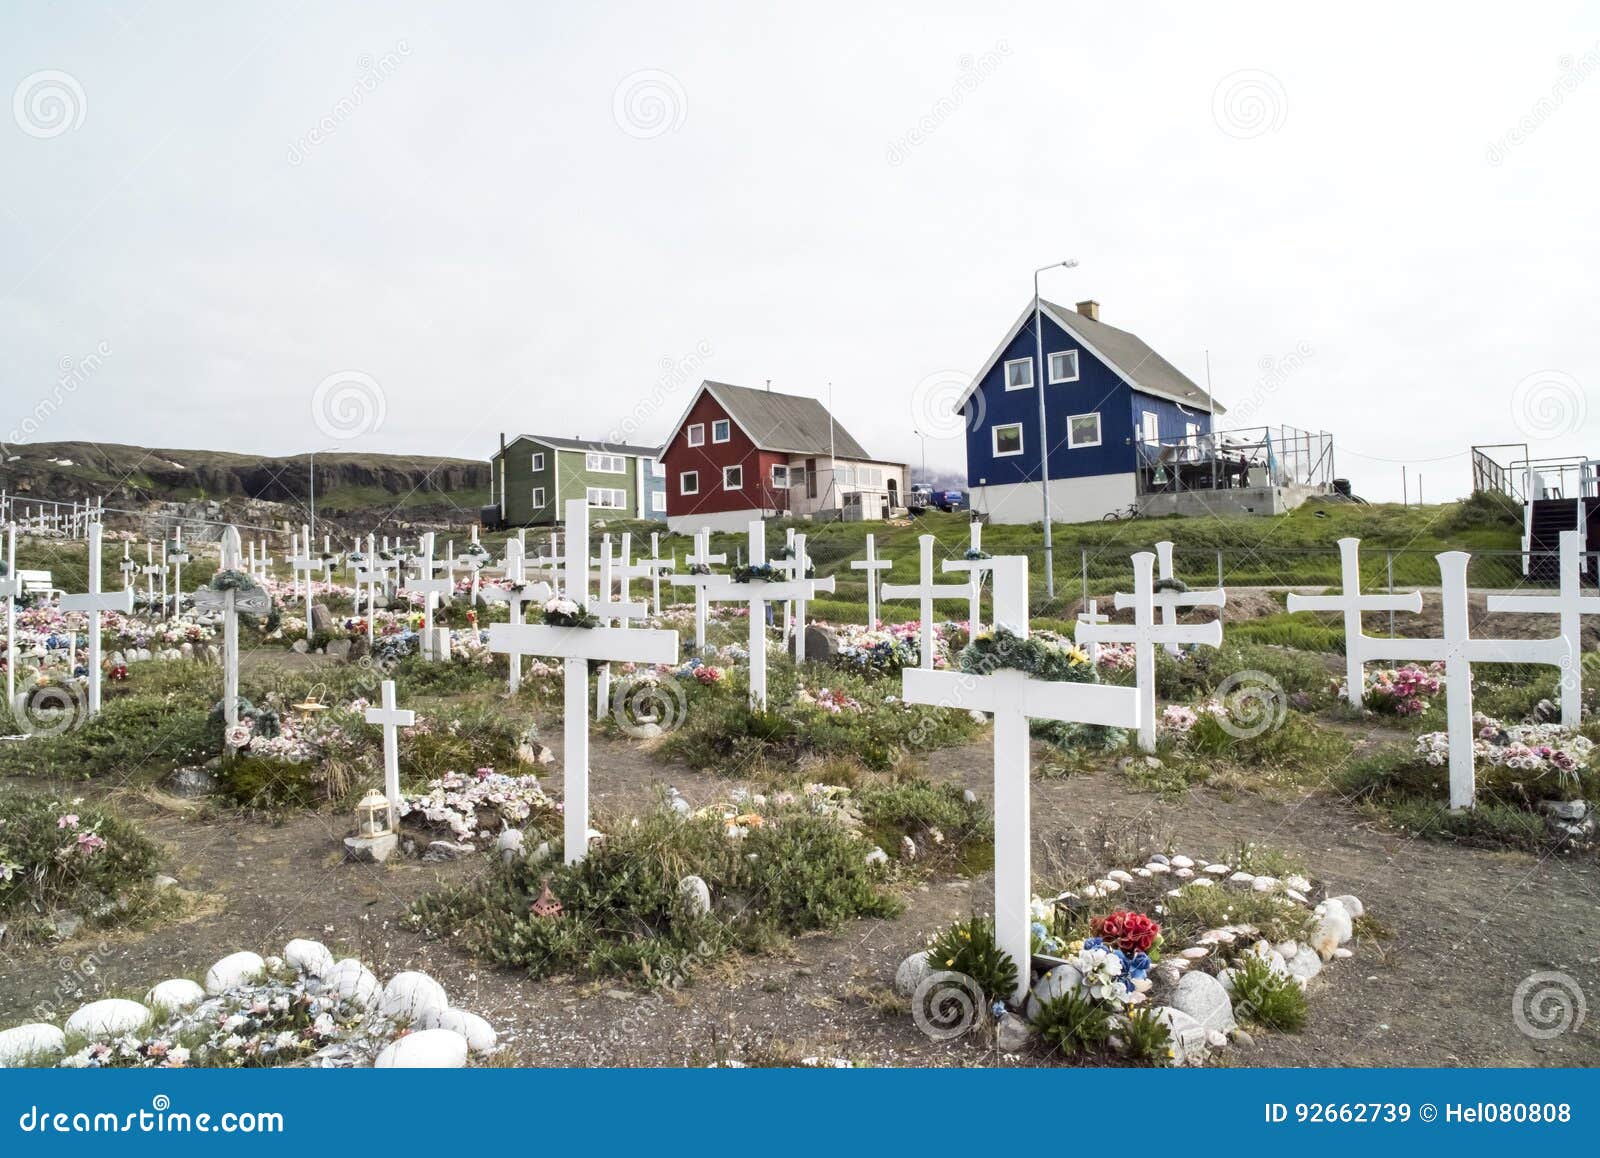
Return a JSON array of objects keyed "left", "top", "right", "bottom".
[{"left": 959, "top": 299, "right": 1225, "bottom": 524}]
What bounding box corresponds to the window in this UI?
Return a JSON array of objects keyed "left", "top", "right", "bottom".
[
  {"left": 531, "top": 486, "right": 546, "bottom": 507},
  {"left": 651, "top": 459, "right": 666, "bottom": 477},
  {"left": 586, "top": 487, "right": 627, "bottom": 509},
  {"left": 992, "top": 423, "right": 1024, "bottom": 457},
  {"left": 771, "top": 464, "right": 789, "bottom": 488},
  {"left": 712, "top": 419, "right": 731, "bottom": 443},
  {"left": 530, "top": 452, "right": 545, "bottom": 471},
  {"left": 1140, "top": 411, "right": 1160, "bottom": 443},
  {"left": 651, "top": 491, "right": 667, "bottom": 512},
  {"left": 1066, "top": 413, "right": 1101, "bottom": 449},
  {"left": 1048, "top": 350, "right": 1080, "bottom": 384},
  {"left": 585, "top": 452, "right": 627, "bottom": 474},
  {"left": 680, "top": 470, "right": 699, "bottom": 495},
  {"left": 723, "top": 465, "right": 743, "bottom": 490},
  {"left": 687, "top": 423, "right": 705, "bottom": 447},
  {"left": 1004, "top": 358, "right": 1033, "bottom": 391}
]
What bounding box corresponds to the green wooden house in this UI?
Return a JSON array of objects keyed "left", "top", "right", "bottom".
[{"left": 489, "top": 433, "right": 667, "bottom": 527}]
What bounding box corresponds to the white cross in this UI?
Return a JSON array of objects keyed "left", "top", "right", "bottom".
[
  {"left": 787, "top": 533, "right": 815, "bottom": 662},
  {"left": 670, "top": 528, "right": 728, "bottom": 651},
  {"left": 454, "top": 525, "right": 489, "bottom": 605},
  {"left": 480, "top": 539, "right": 552, "bottom": 692},
  {"left": 638, "top": 532, "right": 674, "bottom": 617},
  {"left": 365, "top": 679, "right": 416, "bottom": 828},
  {"left": 119, "top": 540, "right": 137, "bottom": 594},
  {"left": 849, "top": 533, "right": 893, "bottom": 629},
  {"left": 1361, "top": 550, "right": 1569, "bottom": 809},
  {"left": 1, "top": 523, "right": 20, "bottom": 710},
  {"left": 1077, "top": 551, "right": 1224, "bottom": 751},
  {"left": 881, "top": 535, "right": 969, "bottom": 671},
  {"left": 1485, "top": 530, "right": 1596, "bottom": 729},
  {"left": 352, "top": 534, "right": 386, "bottom": 646},
  {"left": 486, "top": 500, "right": 678, "bottom": 863},
  {"left": 166, "top": 528, "right": 192, "bottom": 614},
  {"left": 405, "top": 532, "right": 454, "bottom": 657},
  {"left": 901, "top": 555, "right": 1140, "bottom": 1001},
  {"left": 702, "top": 522, "right": 835, "bottom": 708},
  {"left": 1141, "top": 541, "right": 1227, "bottom": 657},
  {"left": 531, "top": 531, "right": 564, "bottom": 595},
  {"left": 1285, "top": 537, "right": 1424, "bottom": 709},
  {"left": 141, "top": 542, "right": 163, "bottom": 616},
  {"left": 1075, "top": 598, "right": 1108, "bottom": 665},
  {"left": 942, "top": 521, "right": 992, "bottom": 637},
  {"left": 289, "top": 527, "right": 318, "bottom": 619},
  {"left": 59, "top": 522, "right": 135, "bottom": 717},
  {"left": 317, "top": 536, "right": 341, "bottom": 590},
  {"left": 191, "top": 527, "right": 270, "bottom": 730},
  {"left": 590, "top": 533, "right": 650, "bottom": 719}
]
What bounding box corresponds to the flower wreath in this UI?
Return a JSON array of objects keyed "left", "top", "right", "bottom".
[
  {"left": 543, "top": 597, "right": 600, "bottom": 629},
  {"left": 688, "top": 563, "right": 713, "bottom": 576},
  {"left": 209, "top": 569, "right": 263, "bottom": 594},
  {"left": 731, "top": 562, "right": 786, "bottom": 584},
  {"left": 963, "top": 547, "right": 992, "bottom": 560},
  {"left": 1154, "top": 577, "right": 1189, "bottom": 593},
  {"left": 958, "top": 627, "right": 1096, "bottom": 683}
]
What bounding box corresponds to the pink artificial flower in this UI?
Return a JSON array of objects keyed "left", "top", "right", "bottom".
[{"left": 57, "top": 814, "right": 79, "bottom": 830}]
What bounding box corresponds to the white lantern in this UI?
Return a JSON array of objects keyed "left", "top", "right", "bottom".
[{"left": 356, "top": 789, "right": 391, "bottom": 837}]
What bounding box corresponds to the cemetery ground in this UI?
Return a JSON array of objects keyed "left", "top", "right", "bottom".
[{"left": 2, "top": 494, "right": 1598, "bottom": 1067}]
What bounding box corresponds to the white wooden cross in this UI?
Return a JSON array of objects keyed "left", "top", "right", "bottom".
[
  {"left": 167, "top": 528, "right": 192, "bottom": 614},
  {"left": 530, "top": 531, "right": 564, "bottom": 595},
  {"left": 486, "top": 499, "right": 678, "bottom": 863},
  {"left": 289, "top": 527, "right": 319, "bottom": 619},
  {"left": 850, "top": 533, "right": 893, "bottom": 630},
  {"left": 639, "top": 532, "right": 674, "bottom": 617},
  {"left": 1075, "top": 598, "right": 1108, "bottom": 665},
  {"left": 1145, "top": 540, "right": 1227, "bottom": 657},
  {"left": 141, "top": 542, "right": 164, "bottom": 616},
  {"left": 405, "top": 532, "right": 454, "bottom": 658},
  {"left": 191, "top": 527, "right": 271, "bottom": 730},
  {"left": 58, "top": 522, "right": 135, "bottom": 717},
  {"left": 1, "top": 524, "right": 20, "bottom": 709},
  {"left": 1359, "top": 551, "right": 1568, "bottom": 809},
  {"left": 480, "top": 539, "right": 552, "bottom": 692},
  {"left": 779, "top": 528, "right": 798, "bottom": 647},
  {"left": 703, "top": 522, "right": 835, "bottom": 708},
  {"left": 670, "top": 528, "right": 728, "bottom": 651},
  {"left": 365, "top": 679, "right": 415, "bottom": 828},
  {"left": 881, "top": 535, "right": 969, "bottom": 671},
  {"left": 454, "top": 525, "right": 489, "bottom": 605},
  {"left": 352, "top": 534, "right": 386, "bottom": 646},
  {"left": 901, "top": 555, "right": 1140, "bottom": 1001},
  {"left": 119, "top": 540, "right": 137, "bottom": 594},
  {"left": 317, "top": 535, "right": 341, "bottom": 592},
  {"left": 1485, "top": 530, "right": 1596, "bottom": 729},
  {"left": 942, "top": 521, "right": 993, "bottom": 637},
  {"left": 1077, "top": 552, "right": 1224, "bottom": 751},
  {"left": 590, "top": 533, "right": 651, "bottom": 719},
  {"left": 1284, "top": 537, "right": 1425, "bottom": 709},
  {"left": 787, "top": 533, "right": 815, "bottom": 662}
]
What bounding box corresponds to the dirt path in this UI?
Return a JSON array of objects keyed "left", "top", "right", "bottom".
[{"left": 3, "top": 731, "right": 1597, "bottom": 1067}]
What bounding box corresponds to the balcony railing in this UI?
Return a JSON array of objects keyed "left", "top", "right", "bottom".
[{"left": 1136, "top": 424, "right": 1334, "bottom": 496}]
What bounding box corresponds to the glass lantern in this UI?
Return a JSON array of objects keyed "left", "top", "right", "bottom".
[{"left": 356, "top": 790, "right": 391, "bottom": 837}]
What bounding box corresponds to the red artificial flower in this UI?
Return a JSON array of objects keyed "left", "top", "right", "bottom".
[{"left": 1091, "top": 909, "right": 1161, "bottom": 954}]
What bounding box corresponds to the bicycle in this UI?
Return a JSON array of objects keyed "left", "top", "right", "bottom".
[{"left": 1101, "top": 502, "right": 1141, "bottom": 522}]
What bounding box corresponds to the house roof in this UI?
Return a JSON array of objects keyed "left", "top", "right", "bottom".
[
  {"left": 959, "top": 300, "right": 1225, "bottom": 415},
  {"left": 688, "top": 381, "right": 877, "bottom": 460},
  {"left": 503, "top": 434, "right": 662, "bottom": 458}
]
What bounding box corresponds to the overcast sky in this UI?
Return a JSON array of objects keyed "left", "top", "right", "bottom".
[{"left": 4, "top": 1, "right": 1598, "bottom": 501}]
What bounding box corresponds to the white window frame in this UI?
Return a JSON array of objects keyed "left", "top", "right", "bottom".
[
  {"left": 651, "top": 491, "right": 667, "bottom": 512},
  {"left": 1140, "top": 410, "right": 1160, "bottom": 444},
  {"left": 712, "top": 419, "right": 731, "bottom": 443},
  {"left": 1066, "top": 412, "right": 1102, "bottom": 449},
  {"left": 680, "top": 470, "right": 699, "bottom": 495},
  {"left": 586, "top": 486, "right": 627, "bottom": 509},
  {"left": 723, "top": 464, "right": 743, "bottom": 490},
  {"left": 531, "top": 486, "right": 546, "bottom": 507},
  {"left": 1048, "top": 350, "right": 1080, "bottom": 384},
  {"left": 530, "top": 452, "right": 545, "bottom": 471},
  {"left": 687, "top": 423, "right": 705, "bottom": 447},
  {"left": 771, "top": 464, "right": 789, "bottom": 488},
  {"left": 1003, "top": 357, "right": 1034, "bottom": 391},
  {"left": 992, "top": 422, "right": 1025, "bottom": 458},
  {"left": 585, "top": 452, "right": 627, "bottom": 474}
]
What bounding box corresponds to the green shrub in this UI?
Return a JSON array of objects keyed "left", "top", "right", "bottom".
[
  {"left": 1118, "top": 1004, "right": 1174, "bottom": 1066},
  {"left": 0, "top": 689, "right": 214, "bottom": 781},
  {"left": 1228, "top": 954, "right": 1309, "bottom": 1032},
  {"left": 854, "top": 778, "right": 993, "bottom": 865},
  {"left": 924, "top": 916, "right": 1017, "bottom": 1004},
  {"left": 1031, "top": 989, "right": 1113, "bottom": 1056}
]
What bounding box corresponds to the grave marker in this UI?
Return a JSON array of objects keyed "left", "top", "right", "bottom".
[
  {"left": 849, "top": 533, "right": 893, "bottom": 629},
  {"left": 191, "top": 527, "right": 270, "bottom": 730},
  {"left": 1484, "top": 530, "right": 1596, "bottom": 728},
  {"left": 58, "top": 522, "right": 135, "bottom": 717},
  {"left": 881, "top": 535, "right": 969, "bottom": 671},
  {"left": 365, "top": 679, "right": 415, "bottom": 828}
]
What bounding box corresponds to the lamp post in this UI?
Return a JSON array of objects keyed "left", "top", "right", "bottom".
[
  {"left": 307, "top": 446, "right": 336, "bottom": 548},
  {"left": 1034, "top": 258, "right": 1078, "bottom": 600},
  {"left": 912, "top": 428, "right": 927, "bottom": 485}
]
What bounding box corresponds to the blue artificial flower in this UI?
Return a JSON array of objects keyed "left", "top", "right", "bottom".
[
  {"left": 1082, "top": 936, "right": 1106, "bottom": 952},
  {"left": 991, "top": 1000, "right": 1007, "bottom": 1019}
]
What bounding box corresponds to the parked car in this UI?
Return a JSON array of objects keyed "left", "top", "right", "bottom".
[{"left": 908, "top": 484, "right": 965, "bottom": 513}]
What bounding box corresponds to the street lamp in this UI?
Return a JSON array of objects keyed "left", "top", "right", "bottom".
[
  {"left": 912, "top": 428, "right": 928, "bottom": 485},
  {"left": 308, "top": 446, "right": 337, "bottom": 547},
  {"left": 1034, "top": 258, "right": 1078, "bottom": 600}
]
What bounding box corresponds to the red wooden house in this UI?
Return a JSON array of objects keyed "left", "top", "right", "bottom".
[{"left": 660, "top": 381, "right": 908, "bottom": 532}]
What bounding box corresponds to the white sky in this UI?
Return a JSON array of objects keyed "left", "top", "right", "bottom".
[{"left": 3, "top": 1, "right": 1598, "bottom": 502}]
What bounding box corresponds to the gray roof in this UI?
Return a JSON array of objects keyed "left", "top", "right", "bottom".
[
  {"left": 510, "top": 434, "right": 662, "bottom": 457},
  {"left": 703, "top": 381, "right": 876, "bottom": 459},
  {"left": 1041, "top": 300, "right": 1223, "bottom": 413}
]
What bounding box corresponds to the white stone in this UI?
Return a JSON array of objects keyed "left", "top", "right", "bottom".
[
  {"left": 1228, "top": 871, "right": 1254, "bottom": 885},
  {"left": 1025, "top": 962, "right": 1085, "bottom": 1022},
  {"left": 1287, "top": 946, "right": 1324, "bottom": 985},
  {"left": 65, "top": 998, "right": 151, "bottom": 1038},
  {"left": 495, "top": 829, "right": 525, "bottom": 864},
  {"left": 1203, "top": 863, "right": 1230, "bottom": 875},
  {"left": 1179, "top": 946, "right": 1211, "bottom": 960},
  {"left": 0, "top": 1023, "right": 66, "bottom": 1066},
  {"left": 1286, "top": 874, "right": 1313, "bottom": 893},
  {"left": 380, "top": 970, "right": 449, "bottom": 1024},
  {"left": 1151, "top": 1006, "right": 1208, "bottom": 1066},
  {"left": 429, "top": 1008, "right": 497, "bottom": 1054},
  {"left": 1188, "top": 877, "right": 1215, "bottom": 888},
  {"left": 1145, "top": 862, "right": 1170, "bottom": 874},
  {"left": 1172, "top": 970, "right": 1237, "bottom": 1036},
  {"left": 1328, "top": 894, "right": 1365, "bottom": 918},
  {"left": 678, "top": 874, "right": 712, "bottom": 914},
  {"left": 146, "top": 978, "right": 206, "bottom": 1014},
  {"left": 1251, "top": 876, "right": 1279, "bottom": 893},
  {"left": 1173, "top": 867, "right": 1194, "bottom": 879},
  {"left": 1107, "top": 869, "right": 1134, "bottom": 883},
  {"left": 284, "top": 938, "right": 335, "bottom": 979},
  {"left": 324, "top": 958, "right": 381, "bottom": 1006},
  {"left": 1169, "top": 855, "right": 1194, "bottom": 869},
  {"left": 204, "top": 950, "right": 265, "bottom": 993},
  {"left": 996, "top": 1011, "right": 1034, "bottom": 1053},
  {"left": 1310, "top": 900, "right": 1355, "bottom": 959},
  {"left": 894, "top": 950, "right": 933, "bottom": 998},
  {"left": 373, "top": 1027, "right": 469, "bottom": 1068}
]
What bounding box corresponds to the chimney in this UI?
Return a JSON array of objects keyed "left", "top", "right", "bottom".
[
  {"left": 1076, "top": 300, "right": 1100, "bottom": 322},
  {"left": 498, "top": 432, "right": 506, "bottom": 453}
]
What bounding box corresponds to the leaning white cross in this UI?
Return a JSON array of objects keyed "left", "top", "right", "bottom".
[
  {"left": 58, "top": 523, "right": 135, "bottom": 718},
  {"left": 480, "top": 539, "right": 552, "bottom": 692},
  {"left": 1284, "top": 537, "right": 1424, "bottom": 709},
  {"left": 191, "top": 527, "right": 271, "bottom": 730},
  {"left": 901, "top": 555, "right": 1141, "bottom": 1001},
  {"left": 486, "top": 499, "right": 678, "bottom": 863},
  {"left": 850, "top": 533, "right": 893, "bottom": 630},
  {"left": 1075, "top": 598, "right": 1108, "bottom": 665},
  {"left": 881, "top": 534, "right": 969, "bottom": 671},
  {"left": 671, "top": 528, "right": 728, "bottom": 651},
  {"left": 364, "top": 679, "right": 415, "bottom": 829},
  {"left": 1484, "top": 529, "right": 1596, "bottom": 729},
  {"left": 703, "top": 522, "right": 835, "bottom": 708},
  {"left": 1077, "top": 552, "right": 1224, "bottom": 751},
  {"left": 1358, "top": 551, "right": 1568, "bottom": 809}
]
